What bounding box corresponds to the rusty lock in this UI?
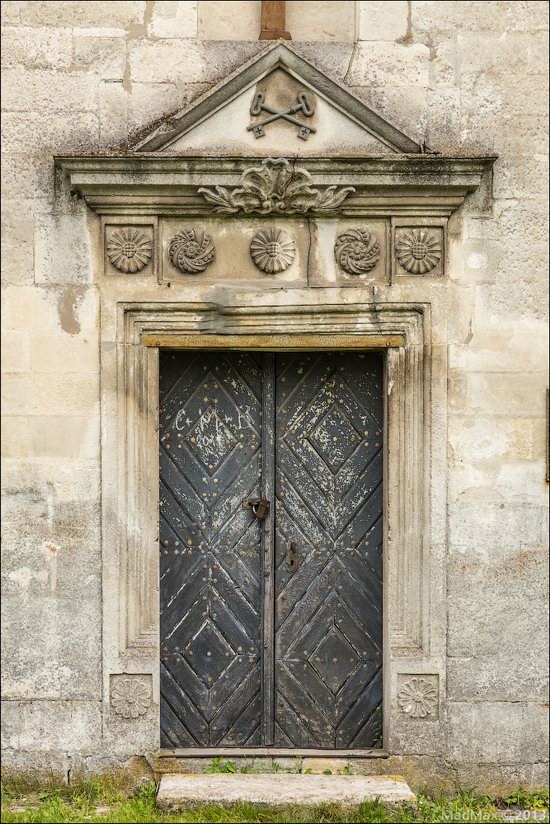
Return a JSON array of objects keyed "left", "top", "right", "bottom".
[
  {"left": 287, "top": 542, "right": 298, "bottom": 571},
  {"left": 243, "top": 497, "right": 270, "bottom": 520}
]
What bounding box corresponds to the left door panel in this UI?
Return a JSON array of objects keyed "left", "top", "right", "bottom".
[{"left": 159, "top": 351, "right": 264, "bottom": 747}]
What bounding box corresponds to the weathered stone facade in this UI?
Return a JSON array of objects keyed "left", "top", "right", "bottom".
[{"left": 1, "top": 1, "right": 548, "bottom": 793}]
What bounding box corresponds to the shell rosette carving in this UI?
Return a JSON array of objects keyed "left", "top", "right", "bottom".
[
  {"left": 106, "top": 227, "right": 152, "bottom": 273},
  {"left": 110, "top": 676, "right": 151, "bottom": 719},
  {"left": 198, "top": 158, "right": 355, "bottom": 215},
  {"left": 335, "top": 228, "right": 381, "bottom": 275},
  {"left": 250, "top": 228, "right": 295, "bottom": 274},
  {"left": 169, "top": 227, "right": 215, "bottom": 274},
  {"left": 395, "top": 228, "right": 442, "bottom": 275},
  {"left": 398, "top": 677, "right": 438, "bottom": 718}
]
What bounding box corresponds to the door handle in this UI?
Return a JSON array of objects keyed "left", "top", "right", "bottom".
[{"left": 287, "top": 542, "right": 298, "bottom": 571}]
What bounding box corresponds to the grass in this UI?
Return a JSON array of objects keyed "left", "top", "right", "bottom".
[{"left": 1, "top": 776, "right": 548, "bottom": 824}]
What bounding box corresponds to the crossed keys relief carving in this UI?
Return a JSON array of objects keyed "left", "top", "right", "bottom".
[{"left": 247, "top": 90, "right": 316, "bottom": 140}]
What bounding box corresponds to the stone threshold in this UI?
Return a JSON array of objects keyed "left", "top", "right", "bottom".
[
  {"left": 157, "top": 747, "right": 389, "bottom": 758},
  {"left": 156, "top": 773, "right": 416, "bottom": 809}
]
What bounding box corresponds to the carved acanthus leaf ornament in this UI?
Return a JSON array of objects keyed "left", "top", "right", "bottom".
[{"left": 198, "top": 158, "right": 355, "bottom": 215}]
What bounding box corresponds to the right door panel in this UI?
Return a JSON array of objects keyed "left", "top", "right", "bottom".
[{"left": 274, "top": 352, "right": 384, "bottom": 748}]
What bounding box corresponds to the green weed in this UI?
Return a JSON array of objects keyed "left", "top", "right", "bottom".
[{"left": 204, "top": 758, "right": 239, "bottom": 774}]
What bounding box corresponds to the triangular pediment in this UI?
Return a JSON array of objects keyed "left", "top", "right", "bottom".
[{"left": 135, "top": 42, "right": 423, "bottom": 155}]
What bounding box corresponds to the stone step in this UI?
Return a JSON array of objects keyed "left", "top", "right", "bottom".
[{"left": 156, "top": 773, "right": 416, "bottom": 809}]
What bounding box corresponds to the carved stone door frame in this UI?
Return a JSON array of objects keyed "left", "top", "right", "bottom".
[{"left": 56, "top": 151, "right": 494, "bottom": 759}]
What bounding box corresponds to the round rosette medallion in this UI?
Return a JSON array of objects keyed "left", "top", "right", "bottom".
[
  {"left": 334, "top": 228, "right": 380, "bottom": 275},
  {"left": 395, "top": 228, "right": 442, "bottom": 275},
  {"left": 250, "top": 227, "right": 295, "bottom": 274},
  {"left": 106, "top": 227, "right": 152, "bottom": 274},
  {"left": 169, "top": 227, "right": 215, "bottom": 274}
]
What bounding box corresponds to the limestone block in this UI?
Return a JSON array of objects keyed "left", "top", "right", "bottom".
[
  {"left": 1, "top": 68, "right": 99, "bottom": 113},
  {"left": 197, "top": 0, "right": 260, "bottom": 40},
  {"left": 129, "top": 38, "right": 207, "bottom": 83},
  {"left": 2, "top": 373, "right": 100, "bottom": 416},
  {"left": 0, "top": 2, "right": 25, "bottom": 23},
  {"left": 448, "top": 656, "right": 549, "bottom": 703},
  {"left": 0, "top": 332, "right": 30, "bottom": 373},
  {"left": 1, "top": 25, "right": 73, "bottom": 69},
  {"left": 30, "top": 334, "right": 98, "bottom": 374},
  {"left": 1, "top": 156, "right": 55, "bottom": 204},
  {"left": 1, "top": 458, "right": 100, "bottom": 503},
  {"left": 0, "top": 416, "right": 99, "bottom": 459},
  {"left": 493, "top": 153, "right": 549, "bottom": 201},
  {"left": 12, "top": 1, "right": 145, "bottom": 27},
  {"left": 149, "top": 0, "right": 198, "bottom": 38},
  {"left": 156, "top": 773, "right": 416, "bottom": 808},
  {"left": 428, "top": 40, "right": 457, "bottom": 87},
  {"left": 129, "top": 38, "right": 263, "bottom": 85},
  {"left": 1, "top": 207, "right": 34, "bottom": 286},
  {"left": 466, "top": 200, "right": 548, "bottom": 268},
  {"left": 0, "top": 699, "right": 101, "bottom": 752},
  {"left": 458, "top": 32, "right": 548, "bottom": 81},
  {"left": 448, "top": 502, "right": 547, "bottom": 555},
  {"left": 358, "top": 1, "right": 408, "bottom": 41},
  {"left": 286, "top": 1, "right": 356, "bottom": 42},
  {"left": 351, "top": 85, "right": 427, "bottom": 144},
  {"left": 289, "top": 42, "right": 355, "bottom": 81},
  {"left": 449, "top": 416, "right": 541, "bottom": 465},
  {"left": 34, "top": 213, "right": 92, "bottom": 285},
  {"left": 73, "top": 34, "right": 126, "bottom": 79},
  {"left": 347, "top": 42, "right": 430, "bottom": 87},
  {"left": 425, "top": 88, "right": 460, "bottom": 152},
  {"left": 99, "top": 80, "right": 129, "bottom": 149},
  {"left": 447, "top": 548, "right": 548, "bottom": 656},
  {"left": 1, "top": 595, "right": 101, "bottom": 700},
  {"left": 447, "top": 285, "right": 475, "bottom": 346},
  {"left": 449, "top": 318, "right": 549, "bottom": 372},
  {"left": 476, "top": 275, "right": 549, "bottom": 323},
  {"left": 449, "top": 460, "right": 547, "bottom": 506},
  {"left": 129, "top": 82, "right": 183, "bottom": 132},
  {"left": 449, "top": 237, "right": 501, "bottom": 285},
  {"left": 449, "top": 371, "right": 548, "bottom": 417},
  {"left": 2, "top": 286, "right": 63, "bottom": 332},
  {"left": 411, "top": 0, "right": 549, "bottom": 39},
  {"left": 1, "top": 112, "right": 100, "bottom": 154},
  {"left": 447, "top": 702, "right": 549, "bottom": 765},
  {"left": 494, "top": 118, "right": 550, "bottom": 158}
]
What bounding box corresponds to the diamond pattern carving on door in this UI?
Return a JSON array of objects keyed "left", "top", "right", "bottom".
[
  {"left": 274, "top": 353, "right": 383, "bottom": 748},
  {"left": 159, "top": 351, "right": 263, "bottom": 747},
  {"left": 159, "top": 351, "right": 383, "bottom": 749}
]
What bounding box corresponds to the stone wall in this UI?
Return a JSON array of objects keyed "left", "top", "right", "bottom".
[{"left": 1, "top": 0, "right": 548, "bottom": 791}]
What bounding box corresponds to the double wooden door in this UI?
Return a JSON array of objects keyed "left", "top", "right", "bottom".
[{"left": 159, "top": 350, "right": 383, "bottom": 749}]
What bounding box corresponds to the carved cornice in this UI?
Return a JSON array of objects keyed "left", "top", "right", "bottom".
[{"left": 56, "top": 154, "right": 497, "bottom": 217}]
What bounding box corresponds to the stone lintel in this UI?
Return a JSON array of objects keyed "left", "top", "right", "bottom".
[{"left": 55, "top": 155, "right": 496, "bottom": 217}]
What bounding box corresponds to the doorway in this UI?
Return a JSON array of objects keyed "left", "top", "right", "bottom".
[{"left": 159, "top": 350, "right": 383, "bottom": 749}]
